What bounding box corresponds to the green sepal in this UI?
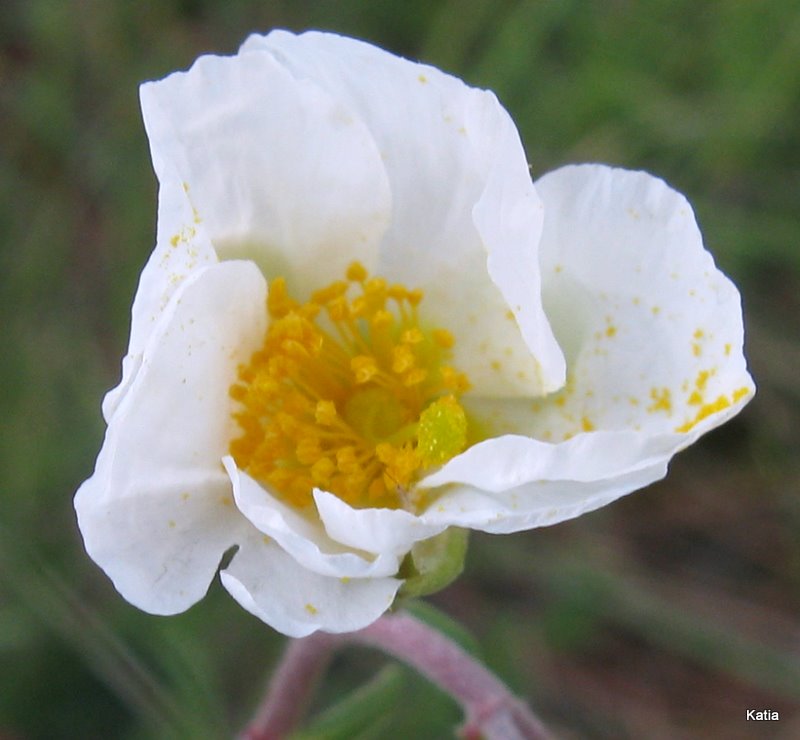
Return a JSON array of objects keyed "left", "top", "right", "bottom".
[{"left": 396, "top": 527, "right": 469, "bottom": 601}]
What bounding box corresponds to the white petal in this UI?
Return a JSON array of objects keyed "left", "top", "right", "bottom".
[
  {"left": 418, "top": 431, "right": 676, "bottom": 531},
  {"left": 75, "top": 261, "right": 267, "bottom": 614},
  {"left": 421, "top": 455, "right": 670, "bottom": 533},
  {"left": 75, "top": 461, "right": 248, "bottom": 615},
  {"left": 248, "top": 30, "right": 563, "bottom": 397},
  {"left": 533, "top": 164, "right": 753, "bottom": 440},
  {"left": 422, "top": 432, "right": 680, "bottom": 491},
  {"left": 313, "top": 489, "right": 447, "bottom": 556},
  {"left": 417, "top": 165, "right": 753, "bottom": 531},
  {"left": 472, "top": 107, "right": 565, "bottom": 394},
  {"left": 103, "top": 170, "right": 218, "bottom": 421},
  {"left": 221, "top": 534, "right": 400, "bottom": 637},
  {"left": 463, "top": 165, "right": 753, "bottom": 441},
  {"left": 224, "top": 457, "right": 400, "bottom": 579},
  {"left": 139, "top": 45, "right": 391, "bottom": 301}
]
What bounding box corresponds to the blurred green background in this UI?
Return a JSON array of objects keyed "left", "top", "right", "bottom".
[{"left": 1, "top": 1, "right": 798, "bottom": 738}]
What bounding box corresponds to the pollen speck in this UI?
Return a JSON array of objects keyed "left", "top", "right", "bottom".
[
  {"left": 676, "top": 384, "right": 748, "bottom": 432},
  {"left": 733, "top": 387, "right": 750, "bottom": 403},
  {"left": 304, "top": 603, "right": 318, "bottom": 615},
  {"left": 675, "top": 395, "right": 731, "bottom": 433},
  {"left": 695, "top": 369, "right": 715, "bottom": 391},
  {"left": 648, "top": 387, "right": 672, "bottom": 414}
]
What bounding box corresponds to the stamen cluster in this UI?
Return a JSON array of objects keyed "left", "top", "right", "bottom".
[{"left": 229, "top": 262, "right": 470, "bottom": 510}]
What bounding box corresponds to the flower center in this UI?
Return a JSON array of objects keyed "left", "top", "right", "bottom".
[{"left": 229, "top": 262, "right": 471, "bottom": 511}]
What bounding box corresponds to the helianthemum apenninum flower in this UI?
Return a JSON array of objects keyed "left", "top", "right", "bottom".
[{"left": 76, "top": 30, "right": 754, "bottom": 637}]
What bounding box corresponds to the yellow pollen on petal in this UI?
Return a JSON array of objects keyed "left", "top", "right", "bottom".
[
  {"left": 733, "top": 387, "right": 750, "bottom": 403},
  {"left": 675, "top": 386, "right": 751, "bottom": 433},
  {"left": 648, "top": 387, "right": 672, "bottom": 414},
  {"left": 675, "top": 395, "right": 731, "bottom": 433},
  {"left": 229, "top": 262, "right": 471, "bottom": 511}
]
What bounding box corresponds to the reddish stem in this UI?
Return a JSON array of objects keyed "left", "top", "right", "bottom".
[
  {"left": 241, "top": 611, "right": 551, "bottom": 740},
  {"left": 240, "top": 631, "right": 339, "bottom": 740}
]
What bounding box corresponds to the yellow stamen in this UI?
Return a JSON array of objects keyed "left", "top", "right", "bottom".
[{"left": 229, "top": 261, "right": 471, "bottom": 511}]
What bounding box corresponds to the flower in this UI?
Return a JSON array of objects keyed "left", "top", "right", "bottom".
[{"left": 75, "top": 30, "right": 754, "bottom": 637}]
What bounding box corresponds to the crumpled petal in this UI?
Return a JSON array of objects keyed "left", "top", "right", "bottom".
[
  {"left": 245, "top": 30, "right": 564, "bottom": 397},
  {"left": 313, "top": 489, "right": 448, "bottom": 557},
  {"left": 418, "top": 432, "right": 676, "bottom": 532},
  {"left": 139, "top": 42, "right": 392, "bottom": 303},
  {"left": 532, "top": 164, "right": 754, "bottom": 440},
  {"left": 415, "top": 164, "right": 754, "bottom": 531},
  {"left": 76, "top": 260, "right": 267, "bottom": 614},
  {"left": 225, "top": 457, "right": 401, "bottom": 579},
  {"left": 220, "top": 533, "right": 400, "bottom": 637}
]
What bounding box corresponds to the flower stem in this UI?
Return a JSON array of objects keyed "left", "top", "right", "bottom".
[
  {"left": 240, "top": 631, "right": 340, "bottom": 740},
  {"left": 241, "top": 611, "right": 551, "bottom": 740}
]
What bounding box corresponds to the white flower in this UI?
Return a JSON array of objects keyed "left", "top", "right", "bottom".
[{"left": 75, "top": 30, "right": 754, "bottom": 637}]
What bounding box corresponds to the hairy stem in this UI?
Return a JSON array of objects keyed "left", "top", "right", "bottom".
[
  {"left": 240, "top": 631, "right": 340, "bottom": 740},
  {"left": 241, "top": 611, "right": 551, "bottom": 740}
]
